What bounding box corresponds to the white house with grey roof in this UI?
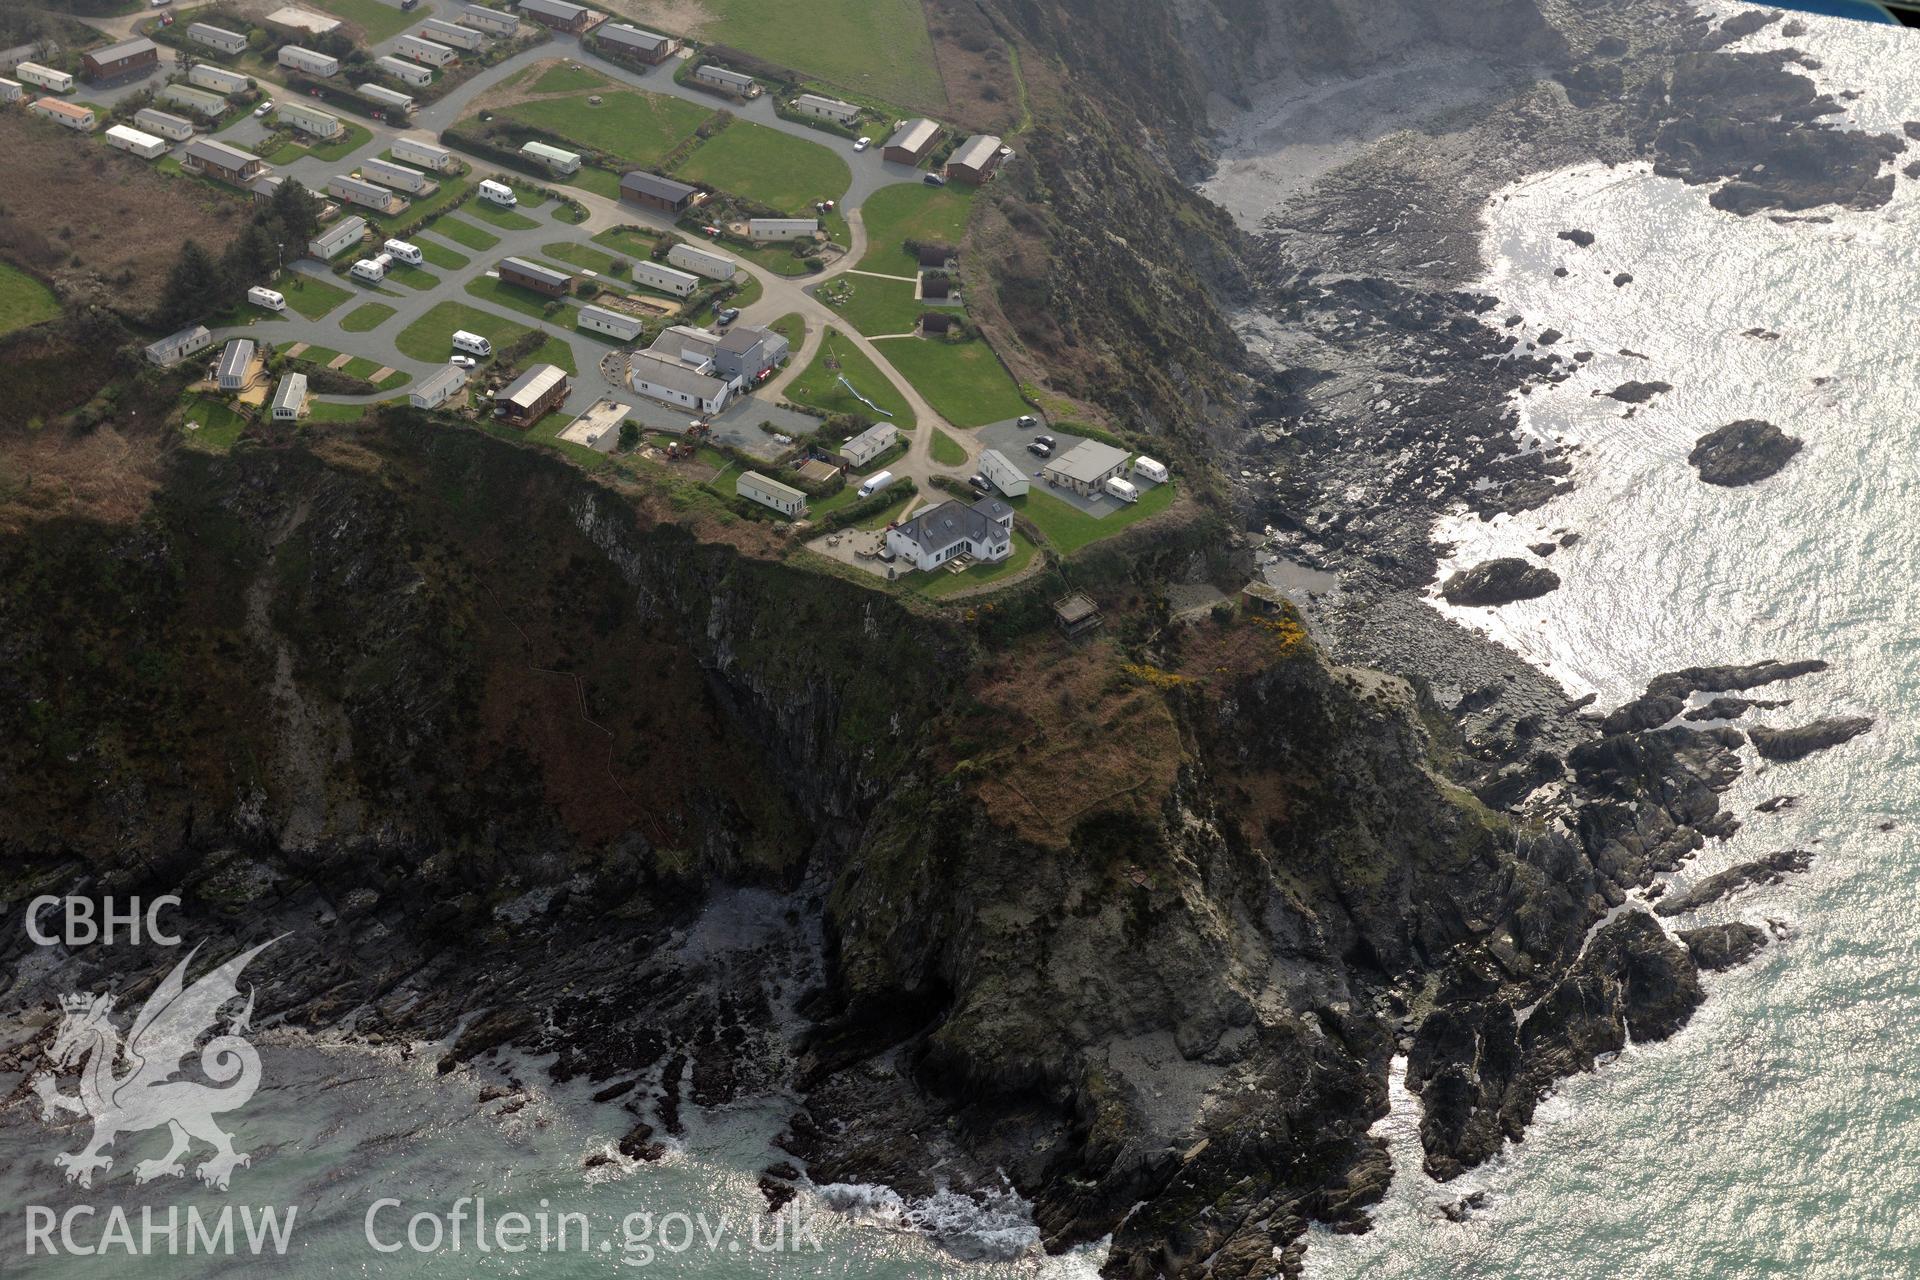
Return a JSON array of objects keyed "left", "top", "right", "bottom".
[
  {"left": 309, "top": 214, "right": 368, "bottom": 260},
  {"left": 886, "top": 497, "right": 1015, "bottom": 572},
  {"left": 1041, "top": 439, "right": 1131, "bottom": 496},
  {"left": 159, "top": 83, "right": 227, "bottom": 119},
  {"left": 270, "top": 372, "right": 308, "bottom": 421},
  {"left": 629, "top": 350, "right": 732, "bottom": 414},
  {"left": 189, "top": 64, "right": 253, "bottom": 95},
  {"left": 145, "top": 325, "right": 213, "bottom": 368},
  {"left": 392, "top": 137, "right": 457, "bottom": 172},
  {"left": 393, "top": 33, "right": 458, "bottom": 67},
  {"left": 577, "top": 304, "right": 644, "bottom": 342},
  {"left": 216, "top": 339, "right": 256, "bottom": 391}
]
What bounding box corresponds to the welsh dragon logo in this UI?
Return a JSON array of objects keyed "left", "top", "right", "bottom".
[{"left": 30, "top": 939, "right": 279, "bottom": 1191}]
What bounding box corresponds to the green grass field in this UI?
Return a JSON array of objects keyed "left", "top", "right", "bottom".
[
  {"left": 1012, "top": 481, "right": 1177, "bottom": 555},
  {"left": 693, "top": 0, "right": 945, "bottom": 110},
  {"left": 786, "top": 329, "right": 915, "bottom": 430},
  {"left": 396, "top": 302, "right": 532, "bottom": 363},
  {"left": 278, "top": 121, "right": 374, "bottom": 164},
  {"left": 282, "top": 274, "right": 353, "bottom": 320},
  {"left": 465, "top": 274, "right": 580, "bottom": 326},
  {"left": 532, "top": 63, "right": 611, "bottom": 94},
  {"left": 818, "top": 275, "right": 922, "bottom": 336},
  {"left": 673, "top": 121, "right": 851, "bottom": 214},
  {"left": 341, "top": 302, "right": 395, "bottom": 332},
  {"left": 769, "top": 312, "right": 805, "bottom": 351},
  {"left": 305, "top": 400, "right": 376, "bottom": 423},
  {"left": 873, "top": 337, "right": 1025, "bottom": 428},
  {"left": 856, "top": 183, "right": 974, "bottom": 274},
  {"left": 386, "top": 264, "right": 440, "bottom": 291},
  {"left": 309, "top": 0, "right": 417, "bottom": 41},
  {"left": 564, "top": 166, "right": 623, "bottom": 200},
  {"left": 0, "top": 262, "right": 60, "bottom": 337},
  {"left": 591, "top": 226, "right": 661, "bottom": 260},
  {"left": 177, "top": 393, "right": 250, "bottom": 453},
  {"left": 496, "top": 90, "right": 711, "bottom": 169},
  {"left": 929, "top": 427, "right": 967, "bottom": 466},
  {"left": 415, "top": 237, "right": 470, "bottom": 270},
  {"left": 915, "top": 529, "right": 1037, "bottom": 597},
  {"left": 463, "top": 200, "right": 539, "bottom": 231},
  {"left": 433, "top": 217, "right": 500, "bottom": 250},
  {"left": 543, "top": 240, "right": 629, "bottom": 276}
]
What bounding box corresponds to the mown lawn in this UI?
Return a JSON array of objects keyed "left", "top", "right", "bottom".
[
  {"left": 1011, "top": 481, "right": 1177, "bottom": 555},
  {"left": 769, "top": 311, "right": 805, "bottom": 351},
  {"left": 693, "top": 0, "right": 945, "bottom": 110},
  {"left": 283, "top": 274, "right": 354, "bottom": 320},
  {"left": 463, "top": 200, "right": 539, "bottom": 231},
  {"left": 543, "top": 240, "right": 630, "bottom": 276},
  {"left": 177, "top": 392, "right": 250, "bottom": 451},
  {"left": 673, "top": 121, "right": 850, "bottom": 214},
  {"left": 341, "top": 302, "right": 395, "bottom": 332},
  {"left": 532, "top": 62, "right": 612, "bottom": 94},
  {"left": 308, "top": 0, "right": 416, "bottom": 41},
  {"left": 929, "top": 427, "right": 967, "bottom": 465},
  {"left": 386, "top": 264, "right": 440, "bottom": 290},
  {"left": 496, "top": 90, "right": 711, "bottom": 169},
  {"left": 415, "top": 236, "right": 470, "bottom": 270},
  {"left": 915, "top": 530, "right": 1038, "bottom": 597},
  {"left": 396, "top": 301, "right": 533, "bottom": 363},
  {"left": 465, "top": 274, "right": 580, "bottom": 326},
  {"left": 817, "top": 274, "right": 921, "bottom": 337},
  {"left": 856, "top": 182, "right": 974, "bottom": 274},
  {"left": 873, "top": 336, "right": 1026, "bottom": 428},
  {"left": 305, "top": 399, "right": 377, "bottom": 423},
  {"left": 785, "top": 328, "right": 915, "bottom": 429},
  {"left": 564, "top": 166, "right": 623, "bottom": 200},
  {"left": 433, "top": 217, "right": 501, "bottom": 250},
  {"left": 0, "top": 261, "right": 60, "bottom": 337},
  {"left": 295, "top": 121, "right": 373, "bottom": 163},
  {"left": 369, "top": 176, "right": 472, "bottom": 229},
  {"left": 591, "top": 226, "right": 661, "bottom": 260}
]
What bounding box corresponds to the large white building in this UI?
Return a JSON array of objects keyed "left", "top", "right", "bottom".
[
  {"left": 747, "top": 218, "right": 817, "bottom": 242},
  {"left": 629, "top": 351, "right": 731, "bottom": 414},
  {"left": 1041, "top": 439, "right": 1131, "bottom": 497},
  {"left": 885, "top": 497, "right": 1015, "bottom": 572},
  {"left": 520, "top": 140, "right": 581, "bottom": 175},
  {"left": 270, "top": 372, "right": 308, "bottom": 421}
]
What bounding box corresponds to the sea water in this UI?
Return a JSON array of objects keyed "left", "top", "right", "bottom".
[{"left": 1308, "top": 7, "right": 1920, "bottom": 1276}]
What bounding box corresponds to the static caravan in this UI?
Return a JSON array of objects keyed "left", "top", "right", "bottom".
[
  {"left": 419, "top": 18, "right": 487, "bottom": 51},
  {"left": 29, "top": 97, "right": 96, "bottom": 132},
  {"left": 358, "top": 83, "right": 415, "bottom": 113},
  {"left": 216, "top": 338, "right": 255, "bottom": 391},
  {"left": 841, "top": 424, "right": 899, "bottom": 468},
  {"left": 577, "top": 304, "right": 643, "bottom": 342},
  {"left": 186, "top": 22, "right": 249, "bottom": 55},
  {"left": 393, "top": 34, "right": 458, "bottom": 67},
  {"left": 391, "top": 137, "right": 457, "bottom": 172},
  {"left": 597, "top": 23, "right": 677, "bottom": 63},
  {"left": 410, "top": 364, "right": 469, "bottom": 410},
  {"left": 350, "top": 253, "right": 393, "bottom": 283},
  {"left": 308, "top": 214, "right": 367, "bottom": 260},
  {"left": 632, "top": 260, "right": 699, "bottom": 298},
  {"left": 278, "top": 45, "right": 340, "bottom": 78},
  {"left": 667, "top": 242, "right": 736, "bottom": 281},
  {"left": 105, "top": 124, "right": 167, "bottom": 158},
  {"left": 270, "top": 372, "right": 308, "bottom": 422},
  {"left": 135, "top": 107, "right": 195, "bottom": 141},
  {"left": 159, "top": 84, "right": 227, "bottom": 119},
  {"left": 691, "top": 65, "right": 757, "bottom": 97},
  {"left": 16, "top": 63, "right": 75, "bottom": 94},
  {"left": 374, "top": 55, "right": 433, "bottom": 88},
  {"left": 362, "top": 157, "right": 432, "bottom": 194},
  {"left": 0, "top": 78, "right": 21, "bottom": 104},
  {"left": 145, "top": 324, "right": 214, "bottom": 368},
  {"left": 747, "top": 218, "right": 817, "bottom": 242},
  {"left": 520, "top": 140, "right": 580, "bottom": 175},
  {"left": 458, "top": 4, "right": 520, "bottom": 35},
  {"left": 792, "top": 93, "right": 859, "bottom": 127},
  {"left": 247, "top": 285, "right": 287, "bottom": 311},
  {"left": 328, "top": 173, "right": 407, "bottom": 214},
  {"left": 737, "top": 471, "right": 807, "bottom": 519},
  {"left": 188, "top": 64, "right": 253, "bottom": 95},
  {"left": 979, "top": 448, "right": 1030, "bottom": 497},
  {"left": 278, "top": 100, "right": 343, "bottom": 139}
]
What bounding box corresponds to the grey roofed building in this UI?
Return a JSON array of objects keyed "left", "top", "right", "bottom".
[
  {"left": 517, "top": 0, "right": 590, "bottom": 22},
  {"left": 946, "top": 133, "right": 1004, "bottom": 174},
  {"left": 499, "top": 362, "right": 568, "bottom": 411},
  {"left": 499, "top": 256, "right": 571, "bottom": 291},
  {"left": 649, "top": 325, "right": 719, "bottom": 364},
  {"left": 270, "top": 371, "right": 308, "bottom": 418},
  {"left": 216, "top": 338, "right": 255, "bottom": 386},
  {"left": 710, "top": 323, "right": 788, "bottom": 380},
  {"left": 88, "top": 37, "right": 158, "bottom": 66},
  {"left": 598, "top": 22, "right": 673, "bottom": 53},
  {"left": 1043, "top": 439, "right": 1130, "bottom": 487},
  {"left": 145, "top": 324, "right": 213, "bottom": 367},
  {"left": 410, "top": 363, "right": 469, "bottom": 406},
  {"left": 184, "top": 137, "right": 261, "bottom": 172},
  {"left": 619, "top": 170, "right": 698, "bottom": 207},
  {"left": 888, "top": 496, "right": 1014, "bottom": 566},
  {"left": 693, "top": 64, "right": 754, "bottom": 93},
  {"left": 630, "top": 350, "right": 727, "bottom": 396},
  {"left": 884, "top": 117, "right": 940, "bottom": 158}
]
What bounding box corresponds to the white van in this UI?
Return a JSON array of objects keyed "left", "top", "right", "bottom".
[
  {"left": 382, "top": 238, "right": 423, "bottom": 266},
  {"left": 451, "top": 330, "right": 493, "bottom": 358},
  {"left": 1103, "top": 476, "right": 1140, "bottom": 504},
  {"left": 247, "top": 286, "right": 286, "bottom": 312},
  {"left": 857, "top": 469, "right": 896, "bottom": 499},
  {"left": 477, "top": 179, "right": 517, "bottom": 207}
]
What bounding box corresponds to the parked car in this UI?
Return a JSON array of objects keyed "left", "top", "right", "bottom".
[
  {"left": 716, "top": 306, "right": 740, "bottom": 326},
  {"left": 449, "top": 355, "right": 477, "bottom": 369},
  {"left": 1026, "top": 441, "right": 1052, "bottom": 458},
  {"left": 923, "top": 173, "right": 947, "bottom": 186},
  {"left": 1017, "top": 414, "right": 1038, "bottom": 429},
  {"left": 1034, "top": 434, "right": 1056, "bottom": 449},
  {"left": 254, "top": 100, "right": 273, "bottom": 117},
  {"left": 853, "top": 136, "right": 871, "bottom": 151},
  {"left": 968, "top": 474, "right": 991, "bottom": 494}
]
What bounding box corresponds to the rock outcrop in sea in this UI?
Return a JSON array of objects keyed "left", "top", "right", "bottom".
[{"left": 1688, "top": 419, "right": 1804, "bottom": 486}]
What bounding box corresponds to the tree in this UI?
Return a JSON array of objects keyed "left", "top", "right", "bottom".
[
  {"left": 158, "top": 240, "right": 230, "bottom": 329},
  {"left": 268, "top": 178, "right": 320, "bottom": 246},
  {"left": 618, "top": 421, "right": 640, "bottom": 452}
]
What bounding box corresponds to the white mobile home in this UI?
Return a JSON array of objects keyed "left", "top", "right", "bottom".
[
  {"left": 792, "top": 93, "right": 859, "bottom": 126},
  {"left": 577, "top": 304, "right": 643, "bottom": 342},
  {"left": 458, "top": 4, "right": 520, "bottom": 35},
  {"left": 391, "top": 137, "right": 457, "bottom": 172},
  {"left": 393, "top": 33, "right": 458, "bottom": 67},
  {"left": 357, "top": 83, "right": 415, "bottom": 113},
  {"left": 667, "top": 242, "right": 736, "bottom": 281},
  {"left": 410, "top": 363, "right": 469, "bottom": 409},
  {"left": 737, "top": 471, "right": 807, "bottom": 519},
  {"left": 105, "top": 124, "right": 167, "bottom": 158},
  {"left": 328, "top": 173, "right": 407, "bottom": 214},
  {"left": 270, "top": 372, "right": 308, "bottom": 422},
  {"left": 16, "top": 63, "right": 74, "bottom": 94},
  {"left": 29, "top": 97, "right": 96, "bottom": 131},
  {"left": 747, "top": 218, "right": 817, "bottom": 242},
  {"left": 134, "top": 107, "right": 195, "bottom": 141},
  {"left": 362, "top": 157, "right": 433, "bottom": 193},
  {"left": 841, "top": 423, "right": 899, "bottom": 468},
  {"left": 979, "top": 448, "right": 1030, "bottom": 497},
  {"left": 187, "top": 22, "right": 249, "bottom": 55},
  {"left": 308, "top": 214, "right": 368, "bottom": 260},
  {"left": 633, "top": 260, "right": 699, "bottom": 298},
  {"left": 419, "top": 17, "right": 487, "bottom": 50},
  {"left": 188, "top": 64, "right": 253, "bottom": 94},
  {"left": 691, "top": 65, "right": 757, "bottom": 97},
  {"left": 374, "top": 55, "right": 433, "bottom": 88},
  {"left": 520, "top": 140, "right": 581, "bottom": 175},
  {"left": 278, "top": 45, "right": 339, "bottom": 77},
  {"left": 159, "top": 84, "right": 227, "bottom": 119},
  {"left": 145, "top": 324, "right": 214, "bottom": 368},
  {"left": 0, "top": 78, "right": 21, "bottom": 104},
  {"left": 277, "top": 100, "right": 342, "bottom": 139},
  {"left": 216, "top": 339, "right": 256, "bottom": 391}
]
